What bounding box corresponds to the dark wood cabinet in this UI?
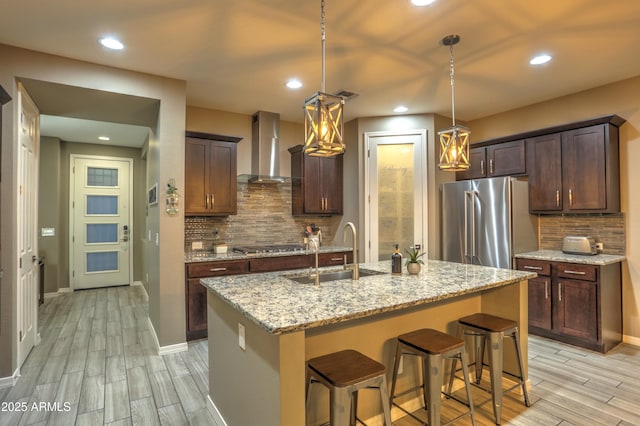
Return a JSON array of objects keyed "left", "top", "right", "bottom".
[
  {"left": 185, "top": 250, "right": 352, "bottom": 340},
  {"left": 185, "top": 132, "right": 241, "bottom": 216},
  {"left": 527, "top": 123, "right": 620, "bottom": 214},
  {"left": 457, "top": 140, "right": 525, "bottom": 180},
  {"left": 289, "top": 145, "right": 343, "bottom": 215},
  {"left": 516, "top": 258, "right": 621, "bottom": 352}
]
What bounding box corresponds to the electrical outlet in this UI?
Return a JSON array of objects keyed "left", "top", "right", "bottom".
[
  {"left": 596, "top": 242, "right": 604, "bottom": 251},
  {"left": 238, "top": 323, "right": 246, "bottom": 351},
  {"left": 192, "top": 241, "right": 204, "bottom": 250}
]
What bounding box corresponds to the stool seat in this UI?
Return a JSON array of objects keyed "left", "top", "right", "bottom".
[
  {"left": 307, "top": 349, "right": 386, "bottom": 387},
  {"left": 398, "top": 328, "right": 465, "bottom": 354},
  {"left": 306, "top": 349, "right": 392, "bottom": 425},
  {"left": 458, "top": 313, "right": 517, "bottom": 332}
]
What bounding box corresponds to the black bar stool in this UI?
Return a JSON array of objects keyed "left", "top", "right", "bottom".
[
  {"left": 306, "top": 349, "right": 393, "bottom": 425},
  {"left": 389, "top": 328, "right": 476, "bottom": 426},
  {"left": 448, "top": 313, "right": 531, "bottom": 424}
]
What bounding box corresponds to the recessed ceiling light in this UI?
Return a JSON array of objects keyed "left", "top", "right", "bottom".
[
  {"left": 411, "top": 0, "right": 436, "bottom": 6},
  {"left": 286, "top": 79, "right": 303, "bottom": 89},
  {"left": 99, "top": 37, "right": 124, "bottom": 50},
  {"left": 394, "top": 105, "right": 409, "bottom": 113},
  {"left": 98, "top": 136, "right": 111, "bottom": 141},
  {"left": 530, "top": 54, "right": 552, "bottom": 65}
]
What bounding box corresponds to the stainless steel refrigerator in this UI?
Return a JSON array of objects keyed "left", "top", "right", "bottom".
[{"left": 441, "top": 176, "right": 537, "bottom": 269}]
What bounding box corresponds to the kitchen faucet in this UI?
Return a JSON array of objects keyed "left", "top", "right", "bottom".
[
  {"left": 306, "top": 238, "right": 320, "bottom": 286},
  {"left": 343, "top": 222, "right": 359, "bottom": 280}
]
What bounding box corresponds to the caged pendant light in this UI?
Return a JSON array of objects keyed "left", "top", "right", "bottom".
[
  {"left": 438, "top": 34, "right": 470, "bottom": 171},
  {"left": 303, "top": 0, "right": 345, "bottom": 157}
]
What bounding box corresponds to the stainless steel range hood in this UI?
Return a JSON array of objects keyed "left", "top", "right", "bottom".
[{"left": 240, "top": 111, "right": 286, "bottom": 183}]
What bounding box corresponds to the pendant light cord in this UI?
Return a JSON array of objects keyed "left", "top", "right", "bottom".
[
  {"left": 321, "top": 0, "right": 326, "bottom": 93},
  {"left": 449, "top": 43, "right": 456, "bottom": 127}
]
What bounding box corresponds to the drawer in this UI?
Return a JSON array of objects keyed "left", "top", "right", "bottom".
[
  {"left": 516, "top": 258, "right": 551, "bottom": 276},
  {"left": 318, "top": 251, "right": 353, "bottom": 267},
  {"left": 186, "top": 259, "right": 249, "bottom": 278},
  {"left": 250, "top": 255, "right": 311, "bottom": 273},
  {"left": 557, "top": 263, "right": 597, "bottom": 282}
]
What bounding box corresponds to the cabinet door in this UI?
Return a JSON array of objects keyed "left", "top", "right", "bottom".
[
  {"left": 456, "top": 147, "right": 486, "bottom": 180},
  {"left": 554, "top": 278, "right": 598, "bottom": 341},
  {"left": 322, "top": 155, "right": 343, "bottom": 214},
  {"left": 562, "top": 125, "right": 607, "bottom": 211},
  {"left": 487, "top": 140, "right": 526, "bottom": 177},
  {"left": 186, "top": 278, "right": 208, "bottom": 338},
  {"left": 185, "top": 138, "right": 210, "bottom": 214},
  {"left": 528, "top": 276, "right": 552, "bottom": 330},
  {"left": 209, "top": 141, "right": 237, "bottom": 215},
  {"left": 527, "top": 133, "right": 562, "bottom": 212},
  {"left": 302, "top": 155, "right": 324, "bottom": 213}
]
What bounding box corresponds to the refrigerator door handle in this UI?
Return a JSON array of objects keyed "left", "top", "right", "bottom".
[
  {"left": 463, "top": 191, "right": 469, "bottom": 260},
  {"left": 471, "top": 190, "right": 477, "bottom": 260}
]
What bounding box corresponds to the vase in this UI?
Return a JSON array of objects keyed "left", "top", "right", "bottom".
[{"left": 407, "top": 262, "right": 421, "bottom": 275}]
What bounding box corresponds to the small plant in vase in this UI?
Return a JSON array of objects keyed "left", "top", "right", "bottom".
[{"left": 405, "top": 246, "right": 425, "bottom": 275}]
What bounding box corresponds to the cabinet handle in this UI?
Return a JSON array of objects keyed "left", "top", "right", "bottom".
[
  {"left": 331, "top": 257, "right": 343, "bottom": 261},
  {"left": 209, "top": 267, "right": 227, "bottom": 272},
  {"left": 545, "top": 280, "right": 549, "bottom": 299},
  {"left": 480, "top": 160, "right": 485, "bottom": 176},
  {"left": 211, "top": 194, "right": 215, "bottom": 210},
  {"left": 569, "top": 189, "right": 573, "bottom": 207},
  {"left": 489, "top": 159, "right": 494, "bottom": 175},
  {"left": 205, "top": 194, "right": 209, "bottom": 209},
  {"left": 556, "top": 190, "right": 560, "bottom": 207},
  {"left": 562, "top": 269, "right": 586, "bottom": 276},
  {"left": 523, "top": 265, "right": 543, "bottom": 271},
  {"left": 558, "top": 282, "right": 562, "bottom": 301}
]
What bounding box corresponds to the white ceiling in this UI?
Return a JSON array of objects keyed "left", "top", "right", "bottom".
[{"left": 2, "top": 0, "right": 640, "bottom": 146}]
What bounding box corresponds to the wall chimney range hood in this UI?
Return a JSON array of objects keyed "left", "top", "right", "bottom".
[{"left": 239, "top": 110, "right": 286, "bottom": 183}]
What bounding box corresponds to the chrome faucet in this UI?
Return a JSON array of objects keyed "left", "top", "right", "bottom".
[
  {"left": 307, "top": 238, "right": 320, "bottom": 286},
  {"left": 342, "top": 222, "right": 359, "bottom": 280}
]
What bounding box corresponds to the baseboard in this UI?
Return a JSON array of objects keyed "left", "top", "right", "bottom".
[
  {"left": 44, "top": 287, "right": 72, "bottom": 299},
  {"left": 132, "top": 280, "right": 148, "bottom": 301},
  {"left": 0, "top": 367, "right": 20, "bottom": 389},
  {"left": 147, "top": 317, "right": 188, "bottom": 356},
  {"left": 58, "top": 287, "right": 72, "bottom": 293},
  {"left": 206, "top": 394, "right": 228, "bottom": 426},
  {"left": 623, "top": 334, "right": 640, "bottom": 347},
  {"left": 44, "top": 292, "right": 59, "bottom": 299}
]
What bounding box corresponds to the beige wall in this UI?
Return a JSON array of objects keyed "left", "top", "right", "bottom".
[
  {"left": 0, "top": 44, "right": 186, "bottom": 378},
  {"left": 467, "top": 75, "right": 640, "bottom": 343}
]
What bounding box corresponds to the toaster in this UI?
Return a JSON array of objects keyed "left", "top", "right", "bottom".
[{"left": 562, "top": 236, "right": 597, "bottom": 255}]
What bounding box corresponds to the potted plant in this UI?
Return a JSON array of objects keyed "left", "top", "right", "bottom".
[{"left": 405, "top": 246, "right": 425, "bottom": 275}]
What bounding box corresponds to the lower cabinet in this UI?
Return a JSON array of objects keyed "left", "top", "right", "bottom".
[
  {"left": 516, "top": 258, "right": 622, "bottom": 352},
  {"left": 185, "top": 251, "right": 353, "bottom": 340}
]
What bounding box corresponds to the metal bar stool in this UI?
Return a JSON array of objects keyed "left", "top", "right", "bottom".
[
  {"left": 389, "top": 328, "right": 476, "bottom": 426},
  {"left": 306, "top": 349, "right": 393, "bottom": 425},
  {"left": 448, "top": 313, "right": 531, "bottom": 425}
]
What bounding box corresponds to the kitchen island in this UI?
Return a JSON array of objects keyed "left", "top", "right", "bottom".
[{"left": 201, "top": 260, "right": 536, "bottom": 425}]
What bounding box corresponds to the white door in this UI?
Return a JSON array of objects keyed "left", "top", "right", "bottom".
[
  {"left": 17, "top": 83, "right": 39, "bottom": 367},
  {"left": 365, "top": 130, "right": 428, "bottom": 262},
  {"left": 70, "top": 155, "right": 132, "bottom": 289}
]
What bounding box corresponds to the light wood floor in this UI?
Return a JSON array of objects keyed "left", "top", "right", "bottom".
[{"left": 2, "top": 284, "right": 639, "bottom": 425}]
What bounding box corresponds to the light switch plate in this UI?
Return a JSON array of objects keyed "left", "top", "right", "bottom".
[
  {"left": 41, "top": 228, "right": 55, "bottom": 237},
  {"left": 192, "top": 241, "right": 204, "bottom": 250}
]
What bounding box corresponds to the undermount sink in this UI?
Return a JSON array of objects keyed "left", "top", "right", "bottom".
[{"left": 285, "top": 268, "right": 386, "bottom": 284}]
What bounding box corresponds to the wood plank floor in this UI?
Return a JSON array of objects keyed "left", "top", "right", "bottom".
[{"left": 1, "top": 284, "right": 639, "bottom": 425}]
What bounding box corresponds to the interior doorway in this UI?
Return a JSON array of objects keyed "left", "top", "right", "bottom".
[
  {"left": 69, "top": 154, "right": 133, "bottom": 289},
  {"left": 364, "top": 130, "right": 428, "bottom": 262}
]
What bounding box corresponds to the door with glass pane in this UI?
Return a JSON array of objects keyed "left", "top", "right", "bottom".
[
  {"left": 366, "top": 131, "right": 427, "bottom": 262},
  {"left": 71, "top": 155, "right": 132, "bottom": 289}
]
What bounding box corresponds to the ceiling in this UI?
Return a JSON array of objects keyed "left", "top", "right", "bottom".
[{"left": 2, "top": 0, "right": 640, "bottom": 146}]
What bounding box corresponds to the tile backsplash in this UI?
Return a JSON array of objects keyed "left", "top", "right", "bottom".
[
  {"left": 185, "top": 180, "right": 340, "bottom": 252},
  {"left": 538, "top": 214, "right": 625, "bottom": 255}
]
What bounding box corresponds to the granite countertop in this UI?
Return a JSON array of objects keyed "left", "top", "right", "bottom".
[
  {"left": 201, "top": 260, "right": 536, "bottom": 335},
  {"left": 185, "top": 245, "right": 353, "bottom": 263},
  {"left": 515, "top": 250, "right": 626, "bottom": 265}
]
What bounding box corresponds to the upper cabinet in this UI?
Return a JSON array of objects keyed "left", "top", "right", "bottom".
[
  {"left": 456, "top": 140, "right": 526, "bottom": 180},
  {"left": 185, "top": 132, "right": 241, "bottom": 216},
  {"left": 289, "top": 145, "right": 343, "bottom": 216},
  {"left": 528, "top": 122, "right": 620, "bottom": 214}
]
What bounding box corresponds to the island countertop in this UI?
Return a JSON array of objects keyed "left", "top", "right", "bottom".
[
  {"left": 201, "top": 260, "right": 536, "bottom": 335},
  {"left": 515, "top": 250, "right": 626, "bottom": 265}
]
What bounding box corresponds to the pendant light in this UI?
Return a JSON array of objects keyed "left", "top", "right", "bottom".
[
  {"left": 438, "top": 34, "right": 470, "bottom": 171},
  {"left": 303, "top": 0, "right": 345, "bottom": 157}
]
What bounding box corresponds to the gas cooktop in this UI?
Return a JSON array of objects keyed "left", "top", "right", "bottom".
[{"left": 232, "top": 244, "right": 306, "bottom": 255}]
